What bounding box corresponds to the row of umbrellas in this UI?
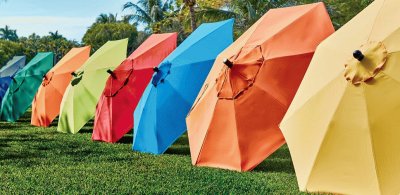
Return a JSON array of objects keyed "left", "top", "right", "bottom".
[{"left": 0, "top": 1, "right": 399, "bottom": 194}]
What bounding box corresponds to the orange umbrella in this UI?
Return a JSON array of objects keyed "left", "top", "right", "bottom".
[
  {"left": 186, "top": 3, "right": 334, "bottom": 171},
  {"left": 31, "top": 46, "right": 90, "bottom": 127}
]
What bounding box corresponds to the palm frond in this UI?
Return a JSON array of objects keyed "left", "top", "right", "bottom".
[
  {"left": 123, "top": 2, "right": 152, "bottom": 24},
  {"left": 195, "top": 7, "right": 237, "bottom": 22}
]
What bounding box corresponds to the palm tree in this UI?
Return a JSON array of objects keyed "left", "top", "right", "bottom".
[
  {"left": 96, "top": 13, "right": 118, "bottom": 24},
  {"left": 49, "top": 30, "right": 63, "bottom": 40},
  {"left": 185, "top": 3, "right": 236, "bottom": 32},
  {"left": 123, "top": 0, "right": 172, "bottom": 30},
  {"left": 183, "top": 0, "right": 197, "bottom": 31},
  {"left": 0, "top": 25, "right": 18, "bottom": 41},
  {"left": 230, "top": 0, "right": 297, "bottom": 29}
]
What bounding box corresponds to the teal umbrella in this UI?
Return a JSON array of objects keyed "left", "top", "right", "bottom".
[{"left": 0, "top": 52, "right": 53, "bottom": 122}]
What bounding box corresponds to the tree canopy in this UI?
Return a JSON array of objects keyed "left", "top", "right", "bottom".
[{"left": 83, "top": 22, "right": 138, "bottom": 54}]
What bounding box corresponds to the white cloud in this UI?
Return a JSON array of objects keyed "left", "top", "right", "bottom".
[{"left": 0, "top": 16, "right": 95, "bottom": 41}]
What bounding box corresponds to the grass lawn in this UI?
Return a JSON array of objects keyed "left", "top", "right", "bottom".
[{"left": 0, "top": 111, "right": 314, "bottom": 194}]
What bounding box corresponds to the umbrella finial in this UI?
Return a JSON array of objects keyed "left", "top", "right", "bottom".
[
  {"left": 71, "top": 72, "right": 77, "bottom": 77},
  {"left": 153, "top": 67, "right": 159, "bottom": 72},
  {"left": 353, "top": 50, "right": 364, "bottom": 61},
  {"left": 223, "top": 58, "right": 233, "bottom": 68},
  {"left": 107, "top": 69, "right": 116, "bottom": 79}
]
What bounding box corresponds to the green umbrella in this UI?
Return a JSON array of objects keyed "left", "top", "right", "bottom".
[
  {"left": 57, "top": 39, "right": 128, "bottom": 134},
  {"left": 0, "top": 52, "right": 54, "bottom": 122}
]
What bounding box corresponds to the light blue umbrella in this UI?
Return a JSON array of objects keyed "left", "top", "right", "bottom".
[
  {"left": 133, "top": 19, "right": 234, "bottom": 154},
  {"left": 0, "top": 53, "right": 53, "bottom": 122},
  {"left": 0, "top": 56, "right": 26, "bottom": 104}
]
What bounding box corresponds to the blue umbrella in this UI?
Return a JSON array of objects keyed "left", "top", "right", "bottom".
[
  {"left": 0, "top": 53, "right": 53, "bottom": 122},
  {"left": 133, "top": 19, "right": 234, "bottom": 154},
  {"left": 0, "top": 56, "right": 26, "bottom": 104}
]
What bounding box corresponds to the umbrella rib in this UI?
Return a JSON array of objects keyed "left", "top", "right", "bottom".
[
  {"left": 282, "top": 71, "right": 343, "bottom": 124},
  {"left": 169, "top": 24, "right": 229, "bottom": 65},
  {"left": 252, "top": 81, "right": 287, "bottom": 109},
  {"left": 52, "top": 48, "right": 90, "bottom": 74},
  {"left": 360, "top": 83, "right": 383, "bottom": 194},
  {"left": 381, "top": 70, "right": 400, "bottom": 86},
  {"left": 248, "top": 4, "right": 320, "bottom": 50},
  {"left": 47, "top": 82, "right": 67, "bottom": 97},
  {"left": 129, "top": 36, "right": 176, "bottom": 69},
  {"left": 232, "top": 98, "right": 246, "bottom": 171},
  {"left": 367, "top": 0, "right": 386, "bottom": 41},
  {"left": 284, "top": 77, "right": 347, "bottom": 187},
  {"left": 264, "top": 51, "right": 314, "bottom": 64},
  {"left": 192, "top": 89, "right": 225, "bottom": 165}
]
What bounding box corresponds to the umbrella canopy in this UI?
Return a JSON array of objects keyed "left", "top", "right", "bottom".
[
  {"left": 57, "top": 39, "right": 128, "bottom": 134},
  {"left": 133, "top": 19, "right": 234, "bottom": 154},
  {"left": 0, "top": 56, "right": 26, "bottom": 105},
  {"left": 0, "top": 56, "right": 26, "bottom": 77},
  {"left": 186, "top": 3, "right": 334, "bottom": 172},
  {"left": 31, "top": 46, "right": 90, "bottom": 127},
  {"left": 280, "top": 0, "right": 400, "bottom": 194},
  {"left": 93, "top": 33, "right": 177, "bottom": 143},
  {"left": 0, "top": 53, "right": 53, "bottom": 122}
]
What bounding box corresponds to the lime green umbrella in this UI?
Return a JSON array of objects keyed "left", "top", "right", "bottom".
[
  {"left": 57, "top": 39, "right": 128, "bottom": 134},
  {"left": 0, "top": 52, "right": 53, "bottom": 122}
]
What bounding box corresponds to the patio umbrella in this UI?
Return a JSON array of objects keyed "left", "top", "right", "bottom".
[
  {"left": 0, "top": 52, "right": 53, "bottom": 122},
  {"left": 31, "top": 46, "right": 90, "bottom": 127},
  {"left": 57, "top": 39, "right": 128, "bottom": 134},
  {"left": 133, "top": 19, "right": 234, "bottom": 154},
  {"left": 280, "top": 0, "right": 400, "bottom": 194},
  {"left": 186, "top": 3, "right": 334, "bottom": 172},
  {"left": 0, "top": 56, "right": 26, "bottom": 77},
  {"left": 0, "top": 56, "right": 26, "bottom": 105},
  {"left": 93, "top": 33, "right": 177, "bottom": 143}
]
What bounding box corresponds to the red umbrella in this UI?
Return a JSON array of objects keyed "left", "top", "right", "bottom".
[{"left": 92, "top": 33, "right": 178, "bottom": 143}]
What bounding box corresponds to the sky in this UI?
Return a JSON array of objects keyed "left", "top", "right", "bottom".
[{"left": 0, "top": 0, "right": 137, "bottom": 42}]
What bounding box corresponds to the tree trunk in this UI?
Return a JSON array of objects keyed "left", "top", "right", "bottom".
[{"left": 185, "top": 0, "right": 197, "bottom": 32}]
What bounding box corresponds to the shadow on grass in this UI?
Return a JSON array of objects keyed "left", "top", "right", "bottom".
[
  {"left": 0, "top": 143, "right": 10, "bottom": 147},
  {"left": 0, "top": 134, "right": 50, "bottom": 166},
  {"left": 253, "top": 145, "right": 295, "bottom": 174},
  {"left": 0, "top": 124, "right": 33, "bottom": 130},
  {"left": 165, "top": 133, "right": 190, "bottom": 156},
  {"left": 76, "top": 120, "right": 95, "bottom": 134},
  {"left": 0, "top": 134, "right": 52, "bottom": 143},
  {"left": 118, "top": 135, "right": 133, "bottom": 144},
  {"left": 79, "top": 129, "right": 93, "bottom": 134}
]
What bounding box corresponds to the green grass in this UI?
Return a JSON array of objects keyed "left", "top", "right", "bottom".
[{"left": 0, "top": 111, "right": 312, "bottom": 194}]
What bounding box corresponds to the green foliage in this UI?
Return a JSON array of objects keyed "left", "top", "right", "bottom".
[
  {"left": 0, "top": 32, "right": 79, "bottom": 68},
  {"left": 95, "top": 13, "right": 119, "bottom": 24},
  {"left": 227, "top": 0, "right": 298, "bottom": 36},
  {"left": 82, "top": 22, "right": 138, "bottom": 54},
  {"left": 296, "top": 0, "right": 372, "bottom": 29},
  {"left": 0, "top": 39, "right": 23, "bottom": 66},
  {"left": 0, "top": 111, "right": 312, "bottom": 194},
  {"left": 123, "top": 0, "right": 174, "bottom": 30},
  {"left": 0, "top": 25, "right": 18, "bottom": 42},
  {"left": 17, "top": 33, "right": 80, "bottom": 64},
  {"left": 325, "top": 0, "right": 373, "bottom": 29}
]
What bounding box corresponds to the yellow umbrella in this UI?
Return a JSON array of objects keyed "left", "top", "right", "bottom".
[{"left": 280, "top": 0, "right": 400, "bottom": 194}]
